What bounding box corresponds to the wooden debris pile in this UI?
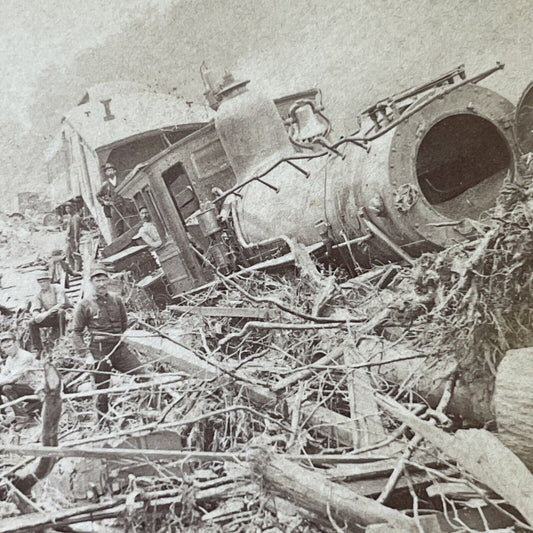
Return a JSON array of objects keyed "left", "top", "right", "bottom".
[{"left": 2, "top": 164, "right": 533, "bottom": 532}]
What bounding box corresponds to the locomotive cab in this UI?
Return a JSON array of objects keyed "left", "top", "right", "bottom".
[{"left": 116, "top": 87, "right": 321, "bottom": 296}]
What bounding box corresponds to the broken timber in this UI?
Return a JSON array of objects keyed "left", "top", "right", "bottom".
[
  {"left": 12, "top": 363, "right": 62, "bottom": 495},
  {"left": 249, "top": 449, "right": 419, "bottom": 532},
  {"left": 124, "top": 327, "right": 359, "bottom": 446},
  {"left": 169, "top": 304, "right": 269, "bottom": 319},
  {"left": 494, "top": 346, "right": 533, "bottom": 471},
  {"left": 376, "top": 392, "right": 533, "bottom": 526},
  {"left": 123, "top": 328, "right": 276, "bottom": 406}
]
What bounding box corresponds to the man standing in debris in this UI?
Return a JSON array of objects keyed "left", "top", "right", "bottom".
[
  {"left": 64, "top": 202, "right": 82, "bottom": 272},
  {"left": 28, "top": 271, "right": 70, "bottom": 356},
  {"left": 48, "top": 249, "right": 78, "bottom": 286},
  {"left": 97, "top": 162, "right": 137, "bottom": 238},
  {"left": 72, "top": 264, "right": 143, "bottom": 421},
  {"left": 97, "top": 163, "right": 119, "bottom": 219},
  {"left": 0, "top": 331, "right": 42, "bottom": 419},
  {"left": 134, "top": 207, "right": 163, "bottom": 249}
]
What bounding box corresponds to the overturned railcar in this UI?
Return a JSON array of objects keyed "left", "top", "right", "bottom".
[
  {"left": 46, "top": 82, "right": 212, "bottom": 242},
  {"left": 117, "top": 63, "right": 533, "bottom": 296}
]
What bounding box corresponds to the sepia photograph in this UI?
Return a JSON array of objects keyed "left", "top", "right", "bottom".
[{"left": 1, "top": 0, "right": 532, "bottom": 531}]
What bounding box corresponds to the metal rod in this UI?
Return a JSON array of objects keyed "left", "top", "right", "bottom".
[
  {"left": 256, "top": 178, "right": 280, "bottom": 193},
  {"left": 285, "top": 159, "right": 310, "bottom": 178},
  {"left": 332, "top": 234, "right": 372, "bottom": 250},
  {"left": 355, "top": 62, "right": 504, "bottom": 142},
  {"left": 361, "top": 213, "right": 415, "bottom": 265}
]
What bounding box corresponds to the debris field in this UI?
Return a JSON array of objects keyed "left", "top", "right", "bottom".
[{"left": 1, "top": 164, "right": 533, "bottom": 533}]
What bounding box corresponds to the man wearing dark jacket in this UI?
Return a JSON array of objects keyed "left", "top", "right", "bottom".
[
  {"left": 72, "top": 264, "right": 143, "bottom": 420},
  {"left": 96, "top": 163, "right": 137, "bottom": 238}
]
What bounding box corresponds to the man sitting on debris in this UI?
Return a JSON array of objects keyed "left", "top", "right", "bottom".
[
  {"left": 0, "top": 331, "right": 42, "bottom": 419},
  {"left": 72, "top": 264, "right": 144, "bottom": 422},
  {"left": 28, "top": 271, "right": 71, "bottom": 355},
  {"left": 134, "top": 207, "right": 163, "bottom": 249}
]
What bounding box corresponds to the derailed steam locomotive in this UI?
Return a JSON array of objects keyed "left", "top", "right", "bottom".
[{"left": 61, "top": 63, "right": 533, "bottom": 296}]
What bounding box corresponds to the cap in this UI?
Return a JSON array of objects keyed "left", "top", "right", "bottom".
[
  {"left": 0, "top": 331, "right": 16, "bottom": 342},
  {"left": 36, "top": 270, "right": 52, "bottom": 281},
  {"left": 89, "top": 264, "right": 109, "bottom": 279}
]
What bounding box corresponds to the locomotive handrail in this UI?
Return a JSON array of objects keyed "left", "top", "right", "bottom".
[
  {"left": 354, "top": 61, "right": 504, "bottom": 142},
  {"left": 212, "top": 63, "right": 504, "bottom": 207}
]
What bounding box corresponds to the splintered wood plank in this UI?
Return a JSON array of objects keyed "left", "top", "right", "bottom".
[
  {"left": 123, "top": 329, "right": 218, "bottom": 380},
  {"left": 344, "top": 342, "right": 387, "bottom": 449},
  {"left": 169, "top": 305, "right": 269, "bottom": 319},
  {"left": 298, "top": 401, "right": 356, "bottom": 447},
  {"left": 377, "top": 393, "right": 533, "bottom": 526},
  {"left": 249, "top": 450, "right": 418, "bottom": 532},
  {"left": 123, "top": 328, "right": 276, "bottom": 406}
]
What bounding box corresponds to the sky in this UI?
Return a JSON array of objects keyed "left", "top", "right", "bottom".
[
  {"left": 0, "top": 0, "right": 173, "bottom": 126},
  {"left": 2, "top": 0, "right": 531, "bottom": 128}
]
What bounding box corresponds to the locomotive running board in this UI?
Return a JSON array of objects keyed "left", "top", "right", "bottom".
[{"left": 174, "top": 242, "right": 325, "bottom": 299}]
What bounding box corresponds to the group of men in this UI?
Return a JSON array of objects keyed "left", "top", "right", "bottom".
[
  {"left": 0, "top": 160, "right": 163, "bottom": 425},
  {"left": 0, "top": 264, "right": 144, "bottom": 425},
  {"left": 63, "top": 162, "right": 163, "bottom": 273}
]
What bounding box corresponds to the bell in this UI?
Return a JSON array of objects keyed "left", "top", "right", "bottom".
[{"left": 291, "top": 103, "right": 330, "bottom": 143}]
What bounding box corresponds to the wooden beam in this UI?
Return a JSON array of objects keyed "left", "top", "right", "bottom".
[
  {"left": 344, "top": 342, "right": 386, "bottom": 449},
  {"left": 123, "top": 329, "right": 218, "bottom": 380},
  {"left": 0, "top": 444, "right": 246, "bottom": 462},
  {"left": 249, "top": 450, "right": 418, "bottom": 532},
  {"left": 494, "top": 346, "right": 533, "bottom": 471},
  {"left": 124, "top": 327, "right": 277, "bottom": 407},
  {"left": 299, "top": 401, "right": 357, "bottom": 448},
  {"left": 376, "top": 393, "right": 533, "bottom": 526},
  {"left": 12, "top": 363, "right": 62, "bottom": 494},
  {"left": 169, "top": 305, "right": 269, "bottom": 319}
]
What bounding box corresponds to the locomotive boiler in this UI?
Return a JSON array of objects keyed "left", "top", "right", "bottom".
[{"left": 116, "top": 63, "right": 533, "bottom": 296}]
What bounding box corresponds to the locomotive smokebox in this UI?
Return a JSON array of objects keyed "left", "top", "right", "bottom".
[
  {"left": 326, "top": 83, "right": 517, "bottom": 262},
  {"left": 227, "top": 80, "right": 518, "bottom": 266}
]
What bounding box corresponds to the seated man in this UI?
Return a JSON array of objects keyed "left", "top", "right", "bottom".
[
  {"left": 0, "top": 331, "right": 42, "bottom": 418},
  {"left": 28, "top": 271, "right": 71, "bottom": 355},
  {"left": 134, "top": 207, "right": 163, "bottom": 249}
]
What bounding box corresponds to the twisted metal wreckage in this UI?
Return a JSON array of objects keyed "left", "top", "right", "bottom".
[{"left": 2, "top": 62, "right": 533, "bottom": 532}]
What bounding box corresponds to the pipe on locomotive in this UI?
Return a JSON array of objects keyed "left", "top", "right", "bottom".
[{"left": 213, "top": 65, "right": 517, "bottom": 268}]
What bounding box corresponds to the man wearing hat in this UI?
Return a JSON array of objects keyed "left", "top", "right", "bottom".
[
  {"left": 28, "top": 271, "right": 70, "bottom": 355},
  {"left": 72, "top": 264, "right": 143, "bottom": 421},
  {"left": 97, "top": 163, "right": 137, "bottom": 238},
  {"left": 0, "top": 331, "right": 42, "bottom": 419},
  {"left": 97, "top": 163, "right": 119, "bottom": 219}
]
